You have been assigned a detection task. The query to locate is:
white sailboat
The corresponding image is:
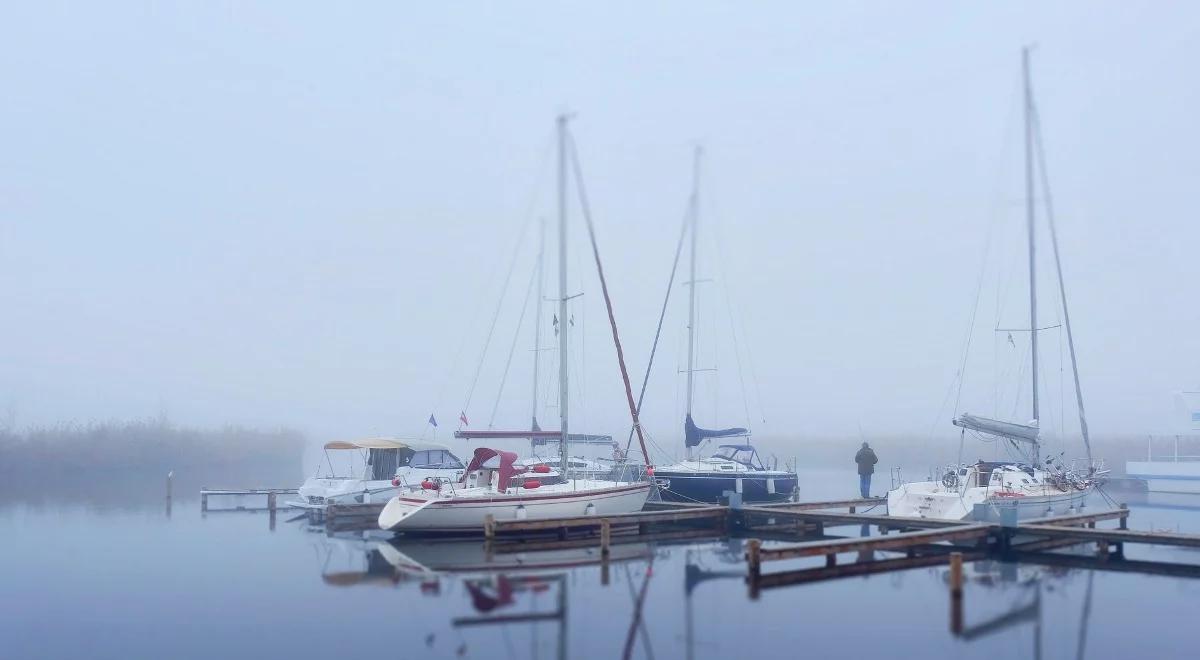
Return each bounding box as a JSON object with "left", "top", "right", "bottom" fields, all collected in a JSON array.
[
  {"left": 652, "top": 148, "right": 797, "bottom": 503},
  {"left": 888, "top": 50, "right": 1106, "bottom": 521},
  {"left": 379, "top": 115, "right": 651, "bottom": 532}
]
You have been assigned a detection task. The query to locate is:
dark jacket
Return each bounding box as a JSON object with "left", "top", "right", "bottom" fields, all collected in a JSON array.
[{"left": 854, "top": 447, "right": 878, "bottom": 475}]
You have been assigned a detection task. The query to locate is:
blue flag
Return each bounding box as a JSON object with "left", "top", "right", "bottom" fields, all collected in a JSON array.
[{"left": 428, "top": 414, "right": 438, "bottom": 428}]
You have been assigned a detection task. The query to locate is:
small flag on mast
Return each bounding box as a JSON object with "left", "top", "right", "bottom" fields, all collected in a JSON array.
[
  {"left": 1007, "top": 332, "right": 1016, "bottom": 348},
  {"left": 428, "top": 414, "right": 438, "bottom": 428},
  {"left": 459, "top": 411, "right": 469, "bottom": 426}
]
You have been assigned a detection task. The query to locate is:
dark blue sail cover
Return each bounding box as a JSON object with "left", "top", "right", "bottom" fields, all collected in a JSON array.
[{"left": 684, "top": 413, "right": 748, "bottom": 448}]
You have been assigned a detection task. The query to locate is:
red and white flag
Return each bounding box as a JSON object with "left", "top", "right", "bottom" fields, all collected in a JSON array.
[{"left": 459, "top": 411, "right": 469, "bottom": 427}]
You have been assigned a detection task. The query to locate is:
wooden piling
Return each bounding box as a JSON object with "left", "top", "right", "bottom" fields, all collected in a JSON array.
[
  {"left": 600, "top": 519, "right": 611, "bottom": 557},
  {"left": 201, "top": 491, "right": 208, "bottom": 514},
  {"left": 949, "top": 552, "right": 963, "bottom": 594},
  {"left": 747, "top": 538, "right": 762, "bottom": 600},
  {"left": 484, "top": 514, "right": 495, "bottom": 541},
  {"left": 747, "top": 538, "right": 762, "bottom": 577},
  {"left": 1119, "top": 503, "right": 1128, "bottom": 530},
  {"left": 949, "top": 551, "right": 964, "bottom": 635}
]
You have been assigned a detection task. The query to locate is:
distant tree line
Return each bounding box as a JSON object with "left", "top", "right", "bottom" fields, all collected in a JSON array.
[{"left": 0, "top": 418, "right": 305, "bottom": 476}]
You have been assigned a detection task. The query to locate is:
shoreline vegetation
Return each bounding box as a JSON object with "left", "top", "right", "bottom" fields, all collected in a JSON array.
[{"left": 0, "top": 418, "right": 305, "bottom": 476}]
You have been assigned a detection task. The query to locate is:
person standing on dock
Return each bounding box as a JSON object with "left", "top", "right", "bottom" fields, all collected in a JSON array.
[{"left": 854, "top": 442, "right": 878, "bottom": 498}]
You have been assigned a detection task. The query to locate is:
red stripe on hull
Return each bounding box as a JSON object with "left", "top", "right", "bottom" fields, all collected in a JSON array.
[{"left": 397, "top": 483, "right": 649, "bottom": 506}]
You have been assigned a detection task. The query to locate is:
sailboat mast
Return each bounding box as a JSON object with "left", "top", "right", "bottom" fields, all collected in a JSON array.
[
  {"left": 532, "top": 214, "right": 545, "bottom": 436},
  {"left": 685, "top": 147, "right": 701, "bottom": 460},
  {"left": 1023, "top": 47, "right": 1040, "bottom": 443},
  {"left": 556, "top": 114, "right": 571, "bottom": 475}
]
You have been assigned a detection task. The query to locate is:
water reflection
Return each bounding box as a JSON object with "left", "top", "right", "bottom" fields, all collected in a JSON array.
[{"left": 943, "top": 559, "right": 1094, "bottom": 660}]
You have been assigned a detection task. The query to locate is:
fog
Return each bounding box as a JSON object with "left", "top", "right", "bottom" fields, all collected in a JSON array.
[{"left": 2, "top": 3, "right": 1197, "bottom": 461}]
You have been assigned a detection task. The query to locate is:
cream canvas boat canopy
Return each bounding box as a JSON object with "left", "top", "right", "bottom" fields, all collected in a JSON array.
[
  {"left": 323, "top": 438, "right": 414, "bottom": 450},
  {"left": 322, "top": 438, "right": 452, "bottom": 451}
]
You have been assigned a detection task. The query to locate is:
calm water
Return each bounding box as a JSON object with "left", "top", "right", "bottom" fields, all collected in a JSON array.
[{"left": 2, "top": 466, "right": 1198, "bottom": 660}]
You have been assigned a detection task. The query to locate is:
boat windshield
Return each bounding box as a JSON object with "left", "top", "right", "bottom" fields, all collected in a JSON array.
[
  {"left": 405, "top": 449, "right": 465, "bottom": 470},
  {"left": 711, "top": 445, "right": 763, "bottom": 469}
]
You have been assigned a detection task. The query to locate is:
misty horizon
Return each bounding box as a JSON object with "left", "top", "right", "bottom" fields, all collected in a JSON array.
[{"left": 3, "top": 3, "right": 1197, "bottom": 451}]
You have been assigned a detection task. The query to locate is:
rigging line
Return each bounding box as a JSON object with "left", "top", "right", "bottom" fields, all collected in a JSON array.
[
  {"left": 706, "top": 185, "right": 758, "bottom": 426},
  {"left": 623, "top": 186, "right": 691, "bottom": 456},
  {"left": 424, "top": 130, "right": 555, "bottom": 436},
  {"left": 953, "top": 224, "right": 1000, "bottom": 417},
  {"left": 566, "top": 131, "right": 653, "bottom": 468},
  {"left": 705, "top": 161, "right": 765, "bottom": 424},
  {"left": 460, "top": 213, "right": 536, "bottom": 424},
  {"left": 720, "top": 277, "right": 753, "bottom": 429},
  {"left": 487, "top": 260, "right": 539, "bottom": 428},
  {"left": 1032, "top": 98, "right": 1093, "bottom": 463}
]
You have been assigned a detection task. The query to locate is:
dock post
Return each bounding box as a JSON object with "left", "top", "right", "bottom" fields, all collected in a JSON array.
[
  {"left": 201, "top": 489, "right": 208, "bottom": 516},
  {"left": 1119, "top": 503, "right": 1128, "bottom": 530},
  {"left": 949, "top": 552, "right": 964, "bottom": 635},
  {"left": 268, "top": 492, "right": 277, "bottom": 531},
  {"left": 849, "top": 505, "right": 856, "bottom": 514},
  {"left": 1097, "top": 539, "right": 1109, "bottom": 560},
  {"left": 165, "top": 471, "right": 173, "bottom": 518},
  {"left": 484, "top": 514, "right": 495, "bottom": 541},
  {"left": 746, "top": 538, "right": 762, "bottom": 600},
  {"left": 825, "top": 553, "right": 837, "bottom": 568},
  {"left": 600, "top": 519, "right": 611, "bottom": 558}
]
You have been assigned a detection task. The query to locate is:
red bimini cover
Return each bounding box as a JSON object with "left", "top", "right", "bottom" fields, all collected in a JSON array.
[{"left": 461, "top": 447, "right": 522, "bottom": 492}]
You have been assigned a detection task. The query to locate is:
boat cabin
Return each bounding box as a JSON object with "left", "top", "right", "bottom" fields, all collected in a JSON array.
[
  {"left": 321, "top": 438, "right": 465, "bottom": 480},
  {"left": 710, "top": 444, "right": 771, "bottom": 471}
]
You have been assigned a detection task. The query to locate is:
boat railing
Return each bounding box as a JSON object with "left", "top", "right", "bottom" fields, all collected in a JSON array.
[{"left": 1143, "top": 434, "right": 1200, "bottom": 462}]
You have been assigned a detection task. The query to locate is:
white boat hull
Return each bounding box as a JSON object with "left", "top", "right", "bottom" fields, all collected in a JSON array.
[
  {"left": 294, "top": 466, "right": 464, "bottom": 507},
  {"left": 1125, "top": 461, "right": 1200, "bottom": 494},
  {"left": 378, "top": 481, "right": 652, "bottom": 532},
  {"left": 887, "top": 481, "right": 1092, "bottom": 521}
]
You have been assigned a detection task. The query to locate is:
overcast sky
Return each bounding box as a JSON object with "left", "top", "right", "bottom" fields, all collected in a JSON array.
[{"left": 2, "top": 2, "right": 1197, "bottom": 455}]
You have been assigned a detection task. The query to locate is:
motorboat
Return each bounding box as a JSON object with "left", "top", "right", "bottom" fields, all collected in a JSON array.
[{"left": 291, "top": 438, "right": 472, "bottom": 508}]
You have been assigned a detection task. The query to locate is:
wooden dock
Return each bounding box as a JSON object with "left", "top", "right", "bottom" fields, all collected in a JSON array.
[
  {"left": 199, "top": 488, "right": 297, "bottom": 513},
  {"left": 201, "top": 484, "right": 1200, "bottom": 588}
]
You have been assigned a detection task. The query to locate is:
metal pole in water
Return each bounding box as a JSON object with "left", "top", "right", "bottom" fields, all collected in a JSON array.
[
  {"left": 165, "top": 470, "right": 173, "bottom": 518},
  {"left": 556, "top": 113, "right": 571, "bottom": 478},
  {"left": 1023, "top": 47, "right": 1040, "bottom": 454}
]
